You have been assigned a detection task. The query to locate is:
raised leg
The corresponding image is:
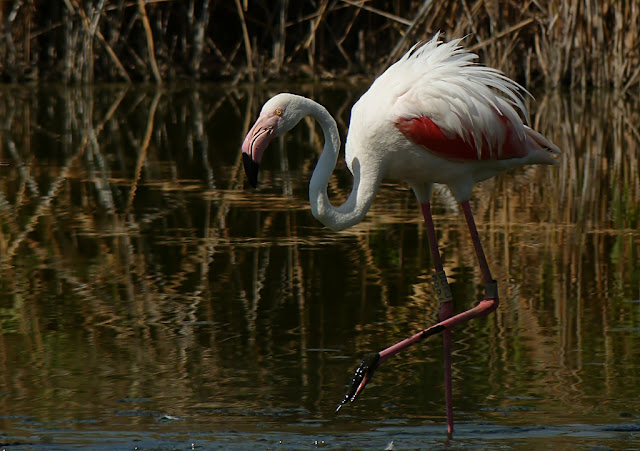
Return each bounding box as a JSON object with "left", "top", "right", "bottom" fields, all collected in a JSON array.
[{"left": 420, "top": 202, "right": 454, "bottom": 435}]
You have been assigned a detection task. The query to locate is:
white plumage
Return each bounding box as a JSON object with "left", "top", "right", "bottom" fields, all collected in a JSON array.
[{"left": 242, "top": 33, "right": 559, "bottom": 229}]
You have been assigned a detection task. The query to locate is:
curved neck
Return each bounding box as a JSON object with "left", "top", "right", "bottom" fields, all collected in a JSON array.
[{"left": 299, "top": 97, "right": 380, "bottom": 232}]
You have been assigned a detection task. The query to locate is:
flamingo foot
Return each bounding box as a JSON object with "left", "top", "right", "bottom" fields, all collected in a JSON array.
[
  {"left": 336, "top": 352, "right": 380, "bottom": 412},
  {"left": 336, "top": 324, "right": 446, "bottom": 412},
  {"left": 336, "top": 284, "right": 499, "bottom": 413}
]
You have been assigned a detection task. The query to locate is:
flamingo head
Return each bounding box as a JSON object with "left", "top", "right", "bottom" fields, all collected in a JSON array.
[{"left": 242, "top": 93, "right": 303, "bottom": 188}]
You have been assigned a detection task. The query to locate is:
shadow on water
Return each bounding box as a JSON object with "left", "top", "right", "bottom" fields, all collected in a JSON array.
[{"left": 0, "top": 83, "right": 639, "bottom": 449}]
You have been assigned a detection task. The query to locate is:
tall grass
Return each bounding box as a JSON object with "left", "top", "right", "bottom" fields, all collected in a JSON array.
[{"left": 0, "top": 0, "right": 638, "bottom": 90}]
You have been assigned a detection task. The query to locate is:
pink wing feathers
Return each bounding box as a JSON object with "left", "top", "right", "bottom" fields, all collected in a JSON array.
[
  {"left": 396, "top": 114, "right": 528, "bottom": 161},
  {"left": 379, "top": 35, "right": 548, "bottom": 163}
]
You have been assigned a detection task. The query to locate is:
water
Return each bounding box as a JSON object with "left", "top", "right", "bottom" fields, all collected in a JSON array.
[{"left": 0, "top": 84, "right": 639, "bottom": 449}]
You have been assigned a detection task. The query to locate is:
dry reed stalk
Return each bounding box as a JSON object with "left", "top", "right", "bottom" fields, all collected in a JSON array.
[
  {"left": 63, "top": 0, "right": 131, "bottom": 82},
  {"left": 303, "top": 0, "right": 331, "bottom": 74},
  {"left": 341, "top": 0, "right": 412, "bottom": 26},
  {"left": 137, "top": 0, "right": 162, "bottom": 83},
  {"left": 188, "top": 0, "right": 210, "bottom": 76},
  {"left": 273, "top": 0, "right": 288, "bottom": 75},
  {"left": 2, "top": 1, "right": 22, "bottom": 82},
  {"left": 383, "top": 0, "right": 435, "bottom": 70},
  {"left": 233, "top": 0, "right": 254, "bottom": 82},
  {"left": 467, "top": 18, "right": 534, "bottom": 53}
]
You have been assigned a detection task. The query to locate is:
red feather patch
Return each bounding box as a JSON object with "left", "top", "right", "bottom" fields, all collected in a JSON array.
[{"left": 396, "top": 116, "right": 526, "bottom": 161}]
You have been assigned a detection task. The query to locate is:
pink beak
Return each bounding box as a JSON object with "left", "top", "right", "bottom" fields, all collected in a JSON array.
[{"left": 242, "top": 114, "right": 279, "bottom": 188}]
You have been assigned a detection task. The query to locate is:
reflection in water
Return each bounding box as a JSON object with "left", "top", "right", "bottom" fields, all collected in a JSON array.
[{"left": 0, "top": 84, "right": 639, "bottom": 447}]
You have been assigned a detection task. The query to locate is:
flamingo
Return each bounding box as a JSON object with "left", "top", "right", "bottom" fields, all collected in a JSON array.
[{"left": 241, "top": 33, "right": 560, "bottom": 434}]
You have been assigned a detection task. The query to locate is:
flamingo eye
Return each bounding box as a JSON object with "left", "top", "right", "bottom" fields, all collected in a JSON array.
[{"left": 275, "top": 108, "right": 283, "bottom": 116}]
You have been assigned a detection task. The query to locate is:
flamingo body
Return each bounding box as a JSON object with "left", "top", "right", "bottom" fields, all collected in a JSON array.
[
  {"left": 243, "top": 35, "right": 559, "bottom": 214},
  {"left": 340, "top": 35, "right": 559, "bottom": 202}
]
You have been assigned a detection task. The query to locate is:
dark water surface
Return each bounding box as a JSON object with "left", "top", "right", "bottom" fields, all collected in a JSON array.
[{"left": 0, "top": 84, "right": 639, "bottom": 449}]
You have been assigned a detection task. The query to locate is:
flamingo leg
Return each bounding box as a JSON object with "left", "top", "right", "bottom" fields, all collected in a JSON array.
[
  {"left": 420, "top": 202, "right": 455, "bottom": 435},
  {"left": 337, "top": 202, "right": 500, "bottom": 433},
  {"left": 460, "top": 200, "right": 493, "bottom": 285}
]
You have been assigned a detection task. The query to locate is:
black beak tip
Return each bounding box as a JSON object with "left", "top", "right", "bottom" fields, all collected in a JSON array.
[{"left": 242, "top": 153, "right": 260, "bottom": 188}]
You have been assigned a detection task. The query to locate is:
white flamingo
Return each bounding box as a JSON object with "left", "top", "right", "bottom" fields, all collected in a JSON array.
[{"left": 241, "top": 33, "right": 560, "bottom": 434}]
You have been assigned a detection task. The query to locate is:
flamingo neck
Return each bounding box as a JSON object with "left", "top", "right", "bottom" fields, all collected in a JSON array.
[{"left": 301, "top": 98, "right": 379, "bottom": 232}]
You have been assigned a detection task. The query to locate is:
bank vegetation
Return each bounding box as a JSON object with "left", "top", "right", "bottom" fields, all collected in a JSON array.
[{"left": 0, "top": 0, "right": 639, "bottom": 92}]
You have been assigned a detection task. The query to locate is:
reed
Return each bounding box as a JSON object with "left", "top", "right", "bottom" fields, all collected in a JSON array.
[{"left": 0, "top": 1, "right": 638, "bottom": 90}]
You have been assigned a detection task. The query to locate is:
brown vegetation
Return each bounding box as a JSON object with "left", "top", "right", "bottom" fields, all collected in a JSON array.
[{"left": 0, "top": 1, "right": 639, "bottom": 90}]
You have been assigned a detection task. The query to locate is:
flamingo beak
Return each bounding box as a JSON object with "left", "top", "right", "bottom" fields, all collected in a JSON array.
[{"left": 242, "top": 114, "right": 279, "bottom": 188}]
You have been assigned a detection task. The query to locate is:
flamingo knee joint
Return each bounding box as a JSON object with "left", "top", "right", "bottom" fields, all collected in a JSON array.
[{"left": 484, "top": 280, "right": 499, "bottom": 299}]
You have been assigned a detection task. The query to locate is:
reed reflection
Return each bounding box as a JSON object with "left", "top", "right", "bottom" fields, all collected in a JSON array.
[{"left": 0, "top": 85, "right": 638, "bottom": 432}]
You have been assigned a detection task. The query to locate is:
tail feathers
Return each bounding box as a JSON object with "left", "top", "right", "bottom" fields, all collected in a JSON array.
[{"left": 524, "top": 126, "right": 561, "bottom": 165}]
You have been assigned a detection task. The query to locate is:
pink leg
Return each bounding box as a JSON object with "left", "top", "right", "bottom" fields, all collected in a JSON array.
[
  {"left": 420, "top": 202, "right": 454, "bottom": 434},
  {"left": 460, "top": 200, "right": 493, "bottom": 284},
  {"left": 338, "top": 200, "right": 500, "bottom": 434}
]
